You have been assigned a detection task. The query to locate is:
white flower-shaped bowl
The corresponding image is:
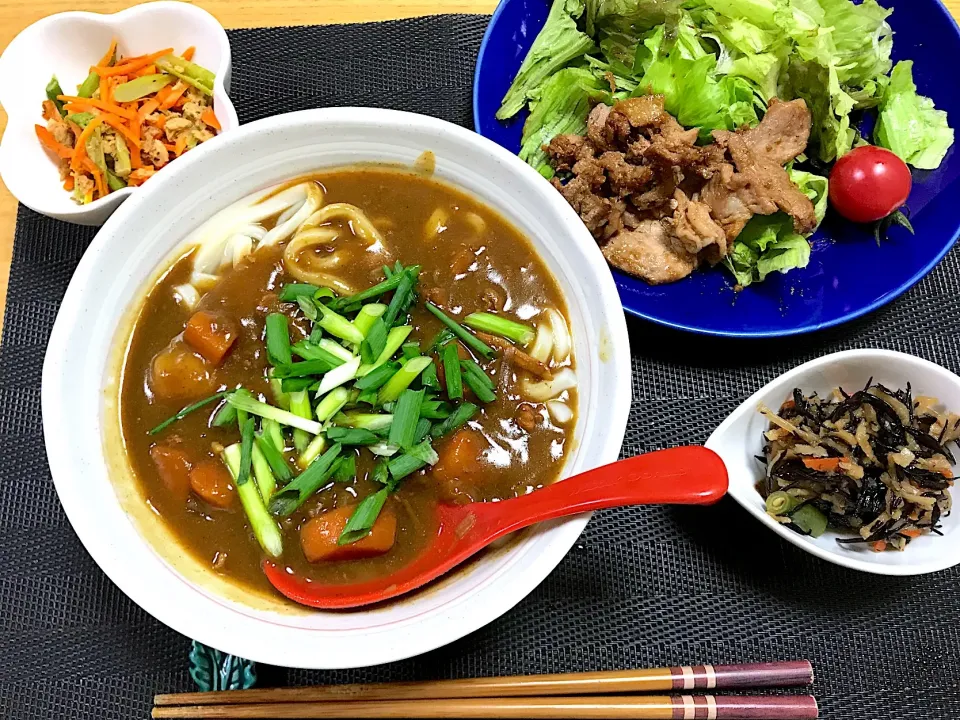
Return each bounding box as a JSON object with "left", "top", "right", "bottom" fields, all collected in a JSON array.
[
  {"left": 0, "top": 1, "right": 238, "bottom": 226},
  {"left": 706, "top": 349, "right": 960, "bottom": 576}
]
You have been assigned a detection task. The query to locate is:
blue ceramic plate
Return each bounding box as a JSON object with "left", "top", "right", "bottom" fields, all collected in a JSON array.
[{"left": 473, "top": 0, "right": 960, "bottom": 337}]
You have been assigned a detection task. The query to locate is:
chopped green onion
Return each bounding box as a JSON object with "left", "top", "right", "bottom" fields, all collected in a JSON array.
[
  {"left": 351, "top": 303, "right": 388, "bottom": 338},
  {"left": 296, "top": 296, "right": 319, "bottom": 321},
  {"left": 420, "top": 360, "right": 441, "bottom": 391},
  {"left": 308, "top": 324, "right": 324, "bottom": 344},
  {"left": 318, "top": 338, "right": 355, "bottom": 363},
  {"left": 389, "top": 389, "right": 424, "bottom": 449},
  {"left": 255, "top": 434, "right": 293, "bottom": 483},
  {"left": 278, "top": 283, "right": 320, "bottom": 302},
  {"left": 460, "top": 358, "right": 495, "bottom": 390},
  {"left": 383, "top": 265, "right": 395, "bottom": 279},
  {"left": 442, "top": 343, "right": 463, "bottom": 400},
  {"left": 333, "top": 454, "right": 358, "bottom": 483},
  {"left": 371, "top": 459, "right": 390, "bottom": 485},
  {"left": 269, "top": 378, "right": 290, "bottom": 410},
  {"left": 369, "top": 441, "right": 400, "bottom": 456},
  {"left": 232, "top": 388, "right": 254, "bottom": 429},
  {"left": 236, "top": 418, "right": 256, "bottom": 486},
  {"left": 420, "top": 399, "right": 454, "bottom": 419},
  {"left": 401, "top": 341, "right": 421, "bottom": 359},
  {"left": 327, "top": 427, "right": 380, "bottom": 445},
  {"left": 316, "top": 387, "right": 350, "bottom": 423},
  {"left": 357, "top": 390, "right": 378, "bottom": 405},
  {"left": 272, "top": 359, "right": 337, "bottom": 378},
  {"left": 222, "top": 444, "right": 283, "bottom": 557},
  {"left": 413, "top": 418, "right": 433, "bottom": 445},
  {"left": 336, "top": 412, "right": 394, "bottom": 431},
  {"left": 338, "top": 488, "right": 389, "bottom": 545},
  {"left": 280, "top": 377, "right": 315, "bottom": 393},
  {"left": 262, "top": 418, "right": 285, "bottom": 452},
  {"left": 354, "top": 361, "right": 401, "bottom": 391},
  {"left": 360, "top": 317, "right": 388, "bottom": 364},
  {"left": 210, "top": 397, "right": 238, "bottom": 428},
  {"left": 379, "top": 357, "right": 433, "bottom": 404},
  {"left": 424, "top": 303, "right": 494, "bottom": 359},
  {"left": 357, "top": 326, "right": 413, "bottom": 377},
  {"left": 765, "top": 491, "right": 798, "bottom": 516},
  {"left": 251, "top": 443, "right": 277, "bottom": 500},
  {"left": 463, "top": 312, "right": 535, "bottom": 346},
  {"left": 148, "top": 391, "right": 229, "bottom": 435},
  {"left": 298, "top": 433, "right": 327, "bottom": 468},
  {"left": 407, "top": 439, "right": 439, "bottom": 465},
  {"left": 265, "top": 313, "right": 293, "bottom": 366},
  {"left": 291, "top": 340, "right": 345, "bottom": 366},
  {"left": 387, "top": 440, "right": 437, "bottom": 480},
  {"left": 431, "top": 402, "right": 479, "bottom": 439},
  {"left": 268, "top": 443, "right": 343, "bottom": 516},
  {"left": 317, "top": 304, "right": 364, "bottom": 345},
  {"left": 112, "top": 73, "right": 173, "bottom": 102},
  {"left": 462, "top": 368, "right": 496, "bottom": 403},
  {"left": 45, "top": 76, "right": 65, "bottom": 116},
  {"left": 317, "top": 356, "right": 362, "bottom": 396},
  {"left": 383, "top": 267, "right": 420, "bottom": 327},
  {"left": 314, "top": 287, "right": 336, "bottom": 302},
  {"left": 334, "top": 275, "right": 405, "bottom": 310},
  {"left": 288, "top": 390, "right": 314, "bottom": 452},
  {"left": 227, "top": 393, "right": 322, "bottom": 435},
  {"left": 427, "top": 328, "right": 455, "bottom": 353}
]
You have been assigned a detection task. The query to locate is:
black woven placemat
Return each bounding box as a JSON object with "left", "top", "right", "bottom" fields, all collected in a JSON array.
[{"left": 2, "top": 15, "right": 959, "bottom": 719}]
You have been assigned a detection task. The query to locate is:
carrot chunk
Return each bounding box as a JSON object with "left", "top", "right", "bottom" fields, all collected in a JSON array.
[
  {"left": 189, "top": 460, "right": 235, "bottom": 508},
  {"left": 150, "top": 341, "right": 214, "bottom": 400},
  {"left": 149, "top": 445, "right": 192, "bottom": 502},
  {"left": 432, "top": 429, "right": 485, "bottom": 485},
  {"left": 300, "top": 505, "right": 397, "bottom": 562},
  {"left": 183, "top": 311, "right": 239, "bottom": 365},
  {"left": 801, "top": 457, "right": 844, "bottom": 472}
]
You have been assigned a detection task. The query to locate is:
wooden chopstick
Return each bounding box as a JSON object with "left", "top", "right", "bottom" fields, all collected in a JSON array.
[
  {"left": 155, "top": 661, "right": 813, "bottom": 707},
  {"left": 152, "top": 694, "right": 819, "bottom": 719}
]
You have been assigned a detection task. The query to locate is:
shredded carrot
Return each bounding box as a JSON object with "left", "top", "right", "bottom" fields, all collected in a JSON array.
[
  {"left": 127, "top": 167, "right": 155, "bottom": 187},
  {"left": 98, "top": 112, "right": 141, "bottom": 148},
  {"left": 182, "top": 46, "right": 196, "bottom": 61},
  {"left": 70, "top": 116, "right": 104, "bottom": 172},
  {"left": 200, "top": 108, "right": 221, "bottom": 131},
  {"left": 901, "top": 528, "right": 923, "bottom": 539},
  {"left": 97, "top": 38, "right": 118, "bottom": 67},
  {"left": 81, "top": 157, "right": 106, "bottom": 198},
  {"left": 801, "top": 457, "right": 844, "bottom": 472},
  {"left": 149, "top": 114, "right": 167, "bottom": 130},
  {"left": 160, "top": 82, "right": 188, "bottom": 110},
  {"left": 95, "top": 48, "right": 173, "bottom": 77},
  {"left": 35, "top": 125, "right": 73, "bottom": 159},
  {"left": 138, "top": 99, "right": 159, "bottom": 120},
  {"left": 58, "top": 96, "right": 135, "bottom": 120},
  {"left": 174, "top": 134, "right": 189, "bottom": 157},
  {"left": 132, "top": 64, "right": 157, "bottom": 77},
  {"left": 99, "top": 73, "right": 111, "bottom": 103},
  {"left": 872, "top": 540, "right": 887, "bottom": 552},
  {"left": 163, "top": 142, "right": 178, "bottom": 152},
  {"left": 63, "top": 176, "right": 75, "bottom": 191},
  {"left": 41, "top": 100, "right": 59, "bottom": 121}
]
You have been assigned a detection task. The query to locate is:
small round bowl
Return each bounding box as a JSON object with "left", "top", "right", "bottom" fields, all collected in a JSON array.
[
  {"left": 706, "top": 349, "right": 960, "bottom": 575},
  {"left": 41, "top": 107, "right": 632, "bottom": 668},
  {"left": 0, "top": 1, "right": 239, "bottom": 226}
]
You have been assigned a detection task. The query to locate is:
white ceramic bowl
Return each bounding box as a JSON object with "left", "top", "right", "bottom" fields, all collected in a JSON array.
[
  {"left": 41, "top": 107, "right": 631, "bottom": 668},
  {"left": 706, "top": 349, "right": 960, "bottom": 576},
  {"left": 0, "top": 1, "right": 239, "bottom": 226}
]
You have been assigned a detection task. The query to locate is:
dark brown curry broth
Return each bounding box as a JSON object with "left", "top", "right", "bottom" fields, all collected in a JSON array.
[{"left": 119, "top": 168, "right": 576, "bottom": 595}]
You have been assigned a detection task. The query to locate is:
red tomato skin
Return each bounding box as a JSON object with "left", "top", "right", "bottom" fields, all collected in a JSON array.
[{"left": 829, "top": 145, "right": 912, "bottom": 224}]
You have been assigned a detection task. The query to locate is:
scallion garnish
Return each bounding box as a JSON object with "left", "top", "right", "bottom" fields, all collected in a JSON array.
[
  {"left": 315, "top": 387, "right": 350, "bottom": 423},
  {"left": 382, "top": 267, "right": 419, "bottom": 327},
  {"left": 357, "top": 325, "right": 413, "bottom": 377},
  {"left": 272, "top": 359, "right": 338, "bottom": 378},
  {"left": 338, "top": 487, "right": 389, "bottom": 545},
  {"left": 148, "top": 390, "right": 230, "bottom": 435},
  {"left": 420, "top": 360, "right": 441, "bottom": 391},
  {"left": 267, "top": 443, "right": 343, "bottom": 517},
  {"left": 265, "top": 313, "right": 293, "bottom": 366},
  {"left": 332, "top": 274, "right": 404, "bottom": 310},
  {"left": 442, "top": 343, "right": 463, "bottom": 400},
  {"left": 420, "top": 398, "right": 454, "bottom": 419},
  {"left": 291, "top": 340, "right": 345, "bottom": 366},
  {"left": 278, "top": 283, "right": 320, "bottom": 302},
  {"left": 424, "top": 303, "right": 494, "bottom": 359},
  {"left": 431, "top": 402, "right": 479, "bottom": 439},
  {"left": 387, "top": 440, "right": 437, "bottom": 481},
  {"left": 326, "top": 427, "right": 381, "bottom": 445},
  {"left": 462, "top": 368, "right": 497, "bottom": 403},
  {"left": 317, "top": 304, "right": 364, "bottom": 345},
  {"left": 361, "top": 317, "right": 388, "bottom": 364},
  {"left": 255, "top": 434, "right": 293, "bottom": 483},
  {"left": 401, "top": 341, "right": 421, "bottom": 359},
  {"left": 280, "top": 377, "right": 315, "bottom": 393},
  {"left": 333, "top": 454, "right": 357, "bottom": 483},
  {"left": 378, "top": 356, "right": 433, "bottom": 403},
  {"left": 226, "top": 393, "right": 322, "bottom": 435},
  {"left": 354, "top": 361, "right": 401, "bottom": 391},
  {"left": 221, "top": 443, "right": 283, "bottom": 557},
  {"left": 210, "top": 396, "right": 238, "bottom": 428},
  {"left": 236, "top": 418, "right": 256, "bottom": 486},
  {"left": 413, "top": 417, "right": 433, "bottom": 445},
  {"left": 296, "top": 295, "right": 319, "bottom": 321},
  {"left": 336, "top": 412, "right": 394, "bottom": 431},
  {"left": 463, "top": 312, "right": 535, "bottom": 346},
  {"left": 389, "top": 389, "right": 424, "bottom": 449}
]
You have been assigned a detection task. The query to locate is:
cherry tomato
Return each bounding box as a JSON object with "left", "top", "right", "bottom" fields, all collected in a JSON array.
[{"left": 828, "top": 145, "right": 912, "bottom": 224}]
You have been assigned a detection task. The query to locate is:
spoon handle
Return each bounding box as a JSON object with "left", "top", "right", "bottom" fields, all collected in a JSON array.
[{"left": 467, "top": 446, "right": 727, "bottom": 537}]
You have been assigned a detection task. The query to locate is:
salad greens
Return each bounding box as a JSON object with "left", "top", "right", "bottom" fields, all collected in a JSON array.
[{"left": 500, "top": 0, "right": 953, "bottom": 169}]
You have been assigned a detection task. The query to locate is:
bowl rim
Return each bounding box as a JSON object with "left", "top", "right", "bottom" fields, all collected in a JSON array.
[
  {"left": 41, "top": 106, "right": 633, "bottom": 667},
  {"left": 706, "top": 348, "right": 960, "bottom": 576},
  {"left": 0, "top": 0, "right": 238, "bottom": 225}
]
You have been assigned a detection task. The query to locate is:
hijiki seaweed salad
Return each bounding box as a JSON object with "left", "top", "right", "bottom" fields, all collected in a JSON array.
[{"left": 759, "top": 380, "right": 958, "bottom": 551}]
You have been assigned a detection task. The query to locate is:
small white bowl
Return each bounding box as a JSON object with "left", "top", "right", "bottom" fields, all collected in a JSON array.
[
  {"left": 706, "top": 349, "right": 960, "bottom": 576},
  {"left": 41, "top": 107, "right": 631, "bottom": 668},
  {"left": 0, "top": 1, "right": 238, "bottom": 226}
]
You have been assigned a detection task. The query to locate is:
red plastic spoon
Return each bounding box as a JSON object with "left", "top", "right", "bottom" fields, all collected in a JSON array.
[{"left": 262, "top": 446, "right": 727, "bottom": 609}]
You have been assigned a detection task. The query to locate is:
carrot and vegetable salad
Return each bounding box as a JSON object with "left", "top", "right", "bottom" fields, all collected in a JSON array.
[{"left": 35, "top": 40, "right": 220, "bottom": 204}]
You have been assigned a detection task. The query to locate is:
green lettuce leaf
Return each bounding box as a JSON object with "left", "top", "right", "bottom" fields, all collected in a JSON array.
[
  {"left": 519, "top": 68, "right": 613, "bottom": 177},
  {"left": 788, "top": 166, "right": 829, "bottom": 224},
  {"left": 497, "top": 0, "right": 596, "bottom": 120},
  {"left": 875, "top": 61, "right": 955, "bottom": 170}
]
